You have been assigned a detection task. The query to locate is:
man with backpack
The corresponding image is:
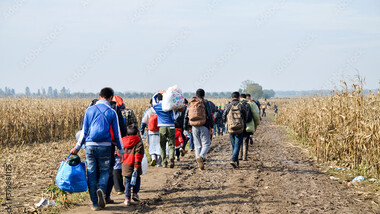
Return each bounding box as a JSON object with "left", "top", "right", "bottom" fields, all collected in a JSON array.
[
  {"left": 183, "top": 89, "right": 214, "bottom": 170},
  {"left": 223, "top": 91, "right": 248, "bottom": 168},
  {"left": 152, "top": 91, "right": 179, "bottom": 168},
  {"left": 70, "top": 87, "right": 124, "bottom": 211}
]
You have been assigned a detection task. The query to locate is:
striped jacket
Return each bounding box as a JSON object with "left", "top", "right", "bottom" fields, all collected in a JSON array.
[{"left": 121, "top": 135, "right": 144, "bottom": 177}]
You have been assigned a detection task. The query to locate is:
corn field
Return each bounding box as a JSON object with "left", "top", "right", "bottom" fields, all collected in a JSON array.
[
  {"left": 0, "top": 98, "right": 150, "bottom": 147},
  {"left": 276, "top": 80, "right": 380, "bottom": 178}
]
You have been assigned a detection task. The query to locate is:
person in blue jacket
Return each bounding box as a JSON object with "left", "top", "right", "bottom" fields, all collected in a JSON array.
[
  {"left": 70, "top": 87, "right": 124, "bottom": 211},
  {"left": 152, "top": 91, "right": 179, "bottom": 168}
]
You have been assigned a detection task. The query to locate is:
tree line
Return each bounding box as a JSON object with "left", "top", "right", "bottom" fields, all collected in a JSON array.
[{"left": 0, "top": 81, "right": 276, "bottom": 99}]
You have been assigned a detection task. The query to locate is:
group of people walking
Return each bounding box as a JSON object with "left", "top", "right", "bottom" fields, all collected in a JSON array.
[{"left": 70, "top": 87, "right": 262, "bottom": 211}]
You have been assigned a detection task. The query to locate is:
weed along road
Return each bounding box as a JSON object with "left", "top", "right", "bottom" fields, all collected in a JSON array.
[{"left": 65, "top": 118, "right": 379, "bottom": 214}]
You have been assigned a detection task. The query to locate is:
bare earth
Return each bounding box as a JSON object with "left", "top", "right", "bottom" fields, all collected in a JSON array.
[{"left": 64, "top": 118, "right": 379, "bottom": 214}]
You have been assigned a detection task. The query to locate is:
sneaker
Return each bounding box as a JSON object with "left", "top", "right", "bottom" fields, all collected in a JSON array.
[
  {"left": 96, "top": 189, "right": 106, "bottom": 208},
  {"left": 180, "top": 148, "right": 185, "bottom": 156},
  {"left": 91, "top": 206, "right": 100, "bottom": 211},
  {"left": 156, "top": 164, "right": 162, "bottom": 167},
  {"left": 230, "top": 161, "right": 238, "bottom": 169},
  {"left": 243, "top": 158, "right": 248, "bottom": 161},
  {"left": 124, "top": 199, "right": 131, "bottom": 206},
  {"left": 169, "top": 159, "right": 175, "bottom": 168},
  {"left": 117, "top": 191, "right": 124, "bottom": 195},
  {"left": 132, "top": 193, "right": 140, "bottom": 201},
  {"left": 106, "top": 198, "right": 114, "bottom": 204},
  {"left": 151, "top": 159, "right": 156, "bottom": 166},
  {"left": 197, "top": 157, "right": 204, "bottom": 170},
  {"left": 163, "top": 162, "right": 168, "bottom": 168}
]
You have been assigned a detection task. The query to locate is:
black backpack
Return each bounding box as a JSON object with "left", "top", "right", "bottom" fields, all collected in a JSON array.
[{"left": 241, "top": 100, "right": 253, "bottom": 122}]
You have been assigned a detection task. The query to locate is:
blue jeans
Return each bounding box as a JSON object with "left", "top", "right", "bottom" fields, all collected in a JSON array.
[
  {"left": 85, "top": 146, "right": 112, "bottom": 206},
  {"left": 188, "top": 132, "right": 194, "bottom": 150},
  {"left": 229, "top": 133, "right": 243, "bottom": 163},
  {"left": 125, "top": 176, "right": 141, "bottom": 200},
  {"left": 106, "top": 145, "right": 115, "bottom": 199}
]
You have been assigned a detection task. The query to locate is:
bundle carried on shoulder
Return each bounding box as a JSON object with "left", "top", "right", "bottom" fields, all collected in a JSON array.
[{"left": 162, "top": 85, "right": 185, "bottom": 112}]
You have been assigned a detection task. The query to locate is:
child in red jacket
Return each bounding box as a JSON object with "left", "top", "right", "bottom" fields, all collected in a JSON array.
[
  {"left": 175, "top": 128, "right": 184, "bottom": 161},
  {"left": 121, "top": 125, "right": 145, "bottom": 206}
]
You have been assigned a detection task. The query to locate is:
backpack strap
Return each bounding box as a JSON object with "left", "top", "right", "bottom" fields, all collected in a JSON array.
[{"left": 94, "top": 105, "right": 112, "bottom": 126}]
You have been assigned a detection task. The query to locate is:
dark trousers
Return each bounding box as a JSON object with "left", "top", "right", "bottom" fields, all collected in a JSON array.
[
  {"left": 125, "top": 176, "right": 141, "bottom": 200},
  {"left": 239, "top": 132, "right": 251, "bottom": 160},
  {"left": 106, "top": 145, "right": 115, "bottom": 199},
  {"left": 113, "top": 169, "right": 125, "bottom": 193}
]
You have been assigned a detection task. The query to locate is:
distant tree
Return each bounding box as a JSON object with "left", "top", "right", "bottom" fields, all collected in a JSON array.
[
  {"left": 47, "top": 87, "right": 53, "bottom": 97},
  {"left": 11, "top": 89, "right": 15, "bottom": 97},
  {"left": 53, "top": 89, "right": 58, "bottom": 97},
  {"left": 60, "top": 87, "right": 68, "bottom": 97},
  {"left": 42, "top": 88, "right": 46, "bottom": 96},
  {"left": 0, "top": 88, "right": 4, "bottom": 97},
  {"left": 25, "top": 87, "right": 31, "bottom": 97},
  {"left": 240, "top": 80, "right": 256, "bottom": 92},
  {"left": 246, "top": 83, "right": 263, "bottom": 99},
  {"left": 37, "top": 89, "right": 41, "bottom": 97},
  {"left": 263, "top": 89, "right": 275, "bottom": 99}
]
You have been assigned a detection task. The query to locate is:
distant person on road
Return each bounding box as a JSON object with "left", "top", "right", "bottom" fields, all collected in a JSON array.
[
  {"left": 141, "top": 99, "right": 162, "bottom": 167},
  {"left": 152, "top": 91, "right": 179, "bottom": 168},
  {"left": 184, "top": 89, "right": 214, "bottom": 170},
  {"left": 262, "top": 99, "right": 269, "bottom": 117},
  {"left": 223, "top": 91, "right": 248, "bottom": 168},
  {"left": 214, "top": 105, "right": 224, "bottom": 136},
  {"left": 121, "top": 125, "right": 144, "bottom": 206},
  {"left": 71, "top": 87, "right": 124, "bottom": 211},
  {"left": 273, "top": 103, "right": 278, "bottom": 114}
]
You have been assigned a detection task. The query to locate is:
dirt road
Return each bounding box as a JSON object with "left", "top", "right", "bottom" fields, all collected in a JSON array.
[{"left": 65, "top": 118, "right": 379, "bottom": 214}]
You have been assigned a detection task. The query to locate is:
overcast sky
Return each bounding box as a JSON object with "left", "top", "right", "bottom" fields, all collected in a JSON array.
[{"left": 0, "top": 0, "right": 379, "bottom": 93}]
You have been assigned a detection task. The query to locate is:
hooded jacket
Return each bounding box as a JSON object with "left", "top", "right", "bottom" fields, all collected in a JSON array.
[
  {"left": 121, "top": 135, "right": 144, "bottom": 177},
  {"left": 75, "top": 100, "right": 124, "bottom": 154}
]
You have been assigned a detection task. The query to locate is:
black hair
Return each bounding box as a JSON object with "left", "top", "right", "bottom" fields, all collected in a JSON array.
[
  {"left": 184, "top": 99, "right": 188, "bottom": 104},
  {"left": 196, "top": 89, "right": 205, "bottom": 98},
  {"left": 240, "top": 93, "right": 246, "bottom": 98},
  {"left": 99, "top": 87, "right": 114, "bottom": 99},
  {"left": 127, "top": 125, "right": 138, "bottom": 136},
  {"left": 157, "top": 93, "right": 163, "bottom": 101},
  {"left": 231, "top": 91, "right": 240, "bottom": 99},
  {"left": 246, "top": 94, "right": 251, "bottom": 98},
  {"left": 149, "top": 98, "right": 153, "bottom": 105}
]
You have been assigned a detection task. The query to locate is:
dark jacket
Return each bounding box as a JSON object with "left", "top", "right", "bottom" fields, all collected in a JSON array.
[
  {"left": 183, "top": 98, "right": 214, "bottom": 130},
  {"left": 222, "top": 99, "right": 248, "bottom": 125},
  {"left": 110, "top": 101, "right": 127, "bottom": 138},
  {"left": 175, "top": 106, "right": 187, "bottom": 129}
]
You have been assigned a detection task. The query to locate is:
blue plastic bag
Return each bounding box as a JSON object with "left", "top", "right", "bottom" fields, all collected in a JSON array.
[{"left": 56, "top": 154, "right": 87, "bottom": 192}]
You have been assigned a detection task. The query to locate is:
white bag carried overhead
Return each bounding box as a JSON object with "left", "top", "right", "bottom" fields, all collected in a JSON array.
[{"left": 162, "top": 85, "right": 185, "bottom": 112}]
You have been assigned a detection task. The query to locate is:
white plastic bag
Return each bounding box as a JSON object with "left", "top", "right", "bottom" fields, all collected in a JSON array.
[
  {"left": 142, "top": 154, "right": 148, "bottom": 175},
  {"left": 162, "top": 85, "right": 185, "bottom": 112}
]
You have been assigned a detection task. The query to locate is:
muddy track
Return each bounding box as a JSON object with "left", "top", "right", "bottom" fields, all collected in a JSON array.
[{"left": 66, "top": 118, "right": 379, "bottom": 214}]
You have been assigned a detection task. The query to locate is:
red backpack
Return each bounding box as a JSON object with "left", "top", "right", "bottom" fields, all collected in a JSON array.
[{"left": 148, "top": 114, "right": 159, "bottom": 132}]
